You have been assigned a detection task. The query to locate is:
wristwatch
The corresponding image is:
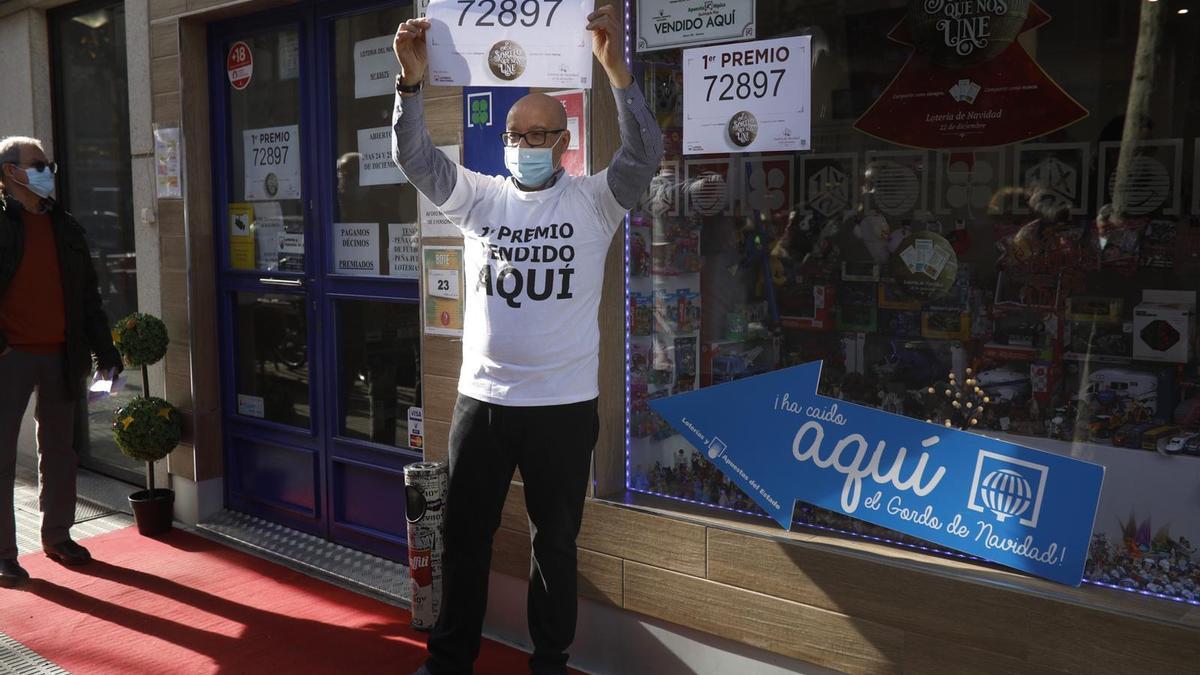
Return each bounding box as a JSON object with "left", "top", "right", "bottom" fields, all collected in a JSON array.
[{"left": 396, "top": 75, "right": 423, "bottom": 95}]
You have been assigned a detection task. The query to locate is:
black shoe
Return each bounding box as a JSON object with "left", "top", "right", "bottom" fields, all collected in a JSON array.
[
  {"left": 43, "top": 539, "right": 92, "bottom": 566},
  {"left": 0, "top": 558, "right": 30, "bottom": 587}
]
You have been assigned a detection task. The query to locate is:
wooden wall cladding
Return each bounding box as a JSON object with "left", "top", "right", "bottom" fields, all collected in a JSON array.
[{"left": 624, "top": 561, "right": 905, "bottom": 674}]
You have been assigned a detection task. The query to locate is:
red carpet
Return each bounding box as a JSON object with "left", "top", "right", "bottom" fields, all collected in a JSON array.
[{"left": 0, "top": 527, "right": 538, "bottom": 674}]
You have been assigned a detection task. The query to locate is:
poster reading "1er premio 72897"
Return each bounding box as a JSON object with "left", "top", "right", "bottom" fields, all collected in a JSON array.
[{"left": 682, "top": 36, "right": 811, "bottom": 155}]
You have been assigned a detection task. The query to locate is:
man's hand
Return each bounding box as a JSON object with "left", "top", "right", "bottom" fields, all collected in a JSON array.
[
  {"left": 588, "top": 4, "right": 631, "bottom": 88},
  {"left": 393, "top": 18, "right": 432, "bottom": 86}
]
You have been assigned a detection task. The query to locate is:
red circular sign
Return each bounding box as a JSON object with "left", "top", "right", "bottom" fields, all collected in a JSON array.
[
  {"left": 440, "top": 311, "right": 450, "bottom": 327},
  {"left": 227, "top": 41, "right": 253, "bottom": 91}
]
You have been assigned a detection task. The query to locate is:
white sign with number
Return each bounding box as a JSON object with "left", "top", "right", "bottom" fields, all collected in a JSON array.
[
  {"left": 243, "top": 125, "right": 301, "bottom": 200},
  {"left": 354, "top": 35, "right": 398, "bottom": 98},
  {"left": 683, "top": 36, "right": 811, "bottom": 155},
  {"left": 425, "top": 0, "right": 592, "bottom": 88},
  {"left": 428, "top": 268, "right": 460, "bottom": 299}
]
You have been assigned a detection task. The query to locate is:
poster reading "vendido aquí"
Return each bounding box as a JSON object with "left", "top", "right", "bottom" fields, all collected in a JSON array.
[{"left": 855, "top": 1, "right": 1088, "bottom": 150}]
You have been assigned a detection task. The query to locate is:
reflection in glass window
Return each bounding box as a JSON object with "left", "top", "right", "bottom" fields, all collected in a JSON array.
[
  {"left": 337, "top": 300, "right": 420, "bottom": 449},
  {"left": 235, "top": 293, "right": 311, "bottom": 428},
  {"left": 627, "top": 1, "right": 1200, "bottom": 605}
]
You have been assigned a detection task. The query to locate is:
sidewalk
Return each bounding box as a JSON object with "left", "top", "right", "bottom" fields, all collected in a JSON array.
[{"left": 1, "top": 471, "right": 436, "bottom": 674}]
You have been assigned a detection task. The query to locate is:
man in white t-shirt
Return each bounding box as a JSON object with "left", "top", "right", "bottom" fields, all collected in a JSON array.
[{"left": 392, "top": 5, "right": 662, "bottom": 674}]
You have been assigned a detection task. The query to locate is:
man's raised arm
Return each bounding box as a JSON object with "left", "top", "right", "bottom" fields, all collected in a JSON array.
[
  {"left": 588, "top": 5, "right": 665, "bottom": 209},
  {"left": 391, "top": 18, "right": 457, "bottom": 206}
]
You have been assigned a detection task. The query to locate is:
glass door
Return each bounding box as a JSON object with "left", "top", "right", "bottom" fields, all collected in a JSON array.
[
  {"left": 49, "top": 0, "right": 143, "bottom": 485},
  {"left": 213, "top": 18, "right": 327, "bottom": 536},
  {"left": 212, "top": 2, "right": 422, "bottom": 559},
  {"left": 318, "top": 3, "right": 422, "bottom": 559}
]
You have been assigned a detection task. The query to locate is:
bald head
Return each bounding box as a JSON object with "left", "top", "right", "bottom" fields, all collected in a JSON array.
[{"left": 508, "top": 93, "right": 568, "bottom": 132}]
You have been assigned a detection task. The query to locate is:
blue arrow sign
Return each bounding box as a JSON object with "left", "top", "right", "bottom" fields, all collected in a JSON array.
[{"left": 649, "top": 361, "right": 1105, "bottom": 586}]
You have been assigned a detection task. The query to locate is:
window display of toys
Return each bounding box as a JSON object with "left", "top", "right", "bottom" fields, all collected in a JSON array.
[
  {"left": 1086, "top": 525, "right": 1199, "bottom": 602},
  {"left": 921, "top": 310, "right": 970, "bottom": 341},
  {"left": 631, "top": 292, "right": 653, "bottom": 336},
  {"left": 836, "top": 282, "right": 877, "bottom": 332},
  {"left": 1137, "top": 218, "right": 1176, "bottom": 267},
  {"left": 674, "top": 336, "right": 698, "bottom": 391},
  {"left": 652, "top": 223, "right": 701, "bottom": 276},
  {"left": 879, "top": 309, "right": 922, "bottom": 338},
  {"left": 1066, "top": 296, "right": 1124, "bottom": 322},
  {"left": 1133, "top": 292, "right": 1196, "bottom": 363},
  {"left": 877, "top": 281, "right": 922, "bottom": 310},
  {"left": 780, "top": 284, "right": 835, "bottom": 330},
  {"left": 1161, "top": 432, "right": 1198, "bottom": 455},
  {"left": 636, "top": 448, "right": 764, "bottom": 514},
  {"left": 631, "top": 225, "right": 651, "bottom": 277},
  {"left": 1141, "top": 424, "right": 1182, "bottom": 452},
  {"left": 676, "top": 289, "right": 701, "bottom": 332},
  {"left": 1066, "top": 320, "right": 1132, "bottom": 358}
]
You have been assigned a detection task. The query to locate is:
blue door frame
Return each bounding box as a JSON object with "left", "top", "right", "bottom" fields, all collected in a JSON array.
[{"left": 208, "top": 0, "right": 421, "bottom": 561}]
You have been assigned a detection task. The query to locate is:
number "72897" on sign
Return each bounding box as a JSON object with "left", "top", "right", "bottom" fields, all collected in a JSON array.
[
  {"left": 456, "top": 0, "right": 564, "bottom": 28},
  {"left": 702, "top": 69, "right": 785, "bottom": 102}
]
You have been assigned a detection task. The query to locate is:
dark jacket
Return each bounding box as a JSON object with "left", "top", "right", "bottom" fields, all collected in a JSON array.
[{"left": 0, "top": 195, "right": 122, "bottom": 398}]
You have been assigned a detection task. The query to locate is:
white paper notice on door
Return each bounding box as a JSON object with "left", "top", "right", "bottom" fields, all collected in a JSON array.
[
  {"left": 244, "top": 125, "right": 301, "bottom": 200},
  {"left": 237, "top": 394, "right": 265, "bottom": 418},
  {"left": 682, "top": 36, "right": 812, "bottom": 155},
  {"left": 255, "top": 201, "right": 284, "bottom": 271},
  {"left": 354, "top": 35, "right": 399, "bottom": 99},
  {"left": 334, "top": 222, "right": 380, "bottom": 276},
  {"left": 425, "top": 0, "right": 592, "bottom": 88},
  {"left": 420, "top": 145, "right": 462, "bottom": 238},
  {"left": 357, "top": 126, "right": 408, "bottom": 186},
  {"left": 389, "top": 223, "right": 420, "bottom": 279}
]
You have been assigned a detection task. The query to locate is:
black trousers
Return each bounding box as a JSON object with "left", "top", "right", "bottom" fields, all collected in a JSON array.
[{"left": 426, "top": 394, "right": 599, "bottom": 675}]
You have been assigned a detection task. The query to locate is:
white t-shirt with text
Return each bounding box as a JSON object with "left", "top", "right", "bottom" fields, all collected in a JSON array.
[{"left": 437, "top": 165, "right": 628, "bottom": 406}]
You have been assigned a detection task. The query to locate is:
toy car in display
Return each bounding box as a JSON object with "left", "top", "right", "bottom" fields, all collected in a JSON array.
[
  {"left": 1085, "top": 368, "right": 1158, "bottom": 407},
  {"left": 976, "top": 366, "right": 1031, "bottom": 402},
  {"left": 1162, "top": 432, "right": 1199, "bottom": 455},
  {"left": 1141, "top": 425, "right": 1181, "bottom": 452},
  {"left": 1185, "top": 435, "right": 1200, "bottom": 456}
]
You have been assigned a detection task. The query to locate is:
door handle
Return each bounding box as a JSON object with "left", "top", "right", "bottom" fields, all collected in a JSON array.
[{"left": 258, "top": 277, "right": 305, "bottom": 288}]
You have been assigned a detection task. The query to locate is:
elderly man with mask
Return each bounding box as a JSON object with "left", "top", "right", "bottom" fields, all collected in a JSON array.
[
  {"left": 0, "top": 136, "right": 123, "bottom": 587},
  {"left": 391, "top": 5, "right": 662, "bottom": 674}
]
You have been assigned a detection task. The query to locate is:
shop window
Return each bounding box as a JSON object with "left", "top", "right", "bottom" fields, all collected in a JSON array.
[
  {"left": 623, "top": 1, "right": 1200, "bottom": 606},
  {"left": 50, "top": 0, "right": 142, "bottom": 484}
]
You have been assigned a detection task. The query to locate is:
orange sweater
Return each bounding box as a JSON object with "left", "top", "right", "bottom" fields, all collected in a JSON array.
[{"left": 0, "top": 211, "right": 66, "bottom": 353}]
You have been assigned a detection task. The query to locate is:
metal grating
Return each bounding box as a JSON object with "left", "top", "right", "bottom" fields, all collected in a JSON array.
[
  {"left": 0, "top": 631, "right": 69, "bottom": 675},
  {"left": 13, "top": 479, "right": 135, "bottom": 556},
  {"left": 196, "top": 509, "right": 412, "bottom": 607}
]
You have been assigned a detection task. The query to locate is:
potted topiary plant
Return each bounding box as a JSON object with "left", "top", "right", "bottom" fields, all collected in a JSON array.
[{"left": 111, "top": 313, "right": 179, "bottom": 536}]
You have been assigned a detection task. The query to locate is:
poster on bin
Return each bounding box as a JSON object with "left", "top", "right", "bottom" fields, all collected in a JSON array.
[
  {"left": 425, "top": 0, "right": 592, "bottom": 88},
  {"left": 649, "top": 362, "right": 1106, "bottom": 586},
  {"left": 682, "top": 36, "right": 811, "bottom": 155}
]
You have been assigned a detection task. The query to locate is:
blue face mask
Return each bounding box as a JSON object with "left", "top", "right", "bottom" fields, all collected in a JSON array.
[
  {"left": 504, "top": 135, "right": 562, "bottom": 188},
  {"left": 22, "top": 166, "right": 56, "bottom": 199}
]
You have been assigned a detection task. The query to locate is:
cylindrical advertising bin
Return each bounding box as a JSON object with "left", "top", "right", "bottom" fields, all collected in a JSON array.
[{"left": 404, "top": 461, "right": 448, "bottom": 631}]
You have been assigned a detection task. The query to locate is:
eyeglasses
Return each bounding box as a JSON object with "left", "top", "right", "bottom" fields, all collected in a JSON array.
[
  {"left": 500, "top": 129, "right": 566, "bottom": 147},
  {"left": 12, "top": 160, "right": 57, "bottom": 174}
]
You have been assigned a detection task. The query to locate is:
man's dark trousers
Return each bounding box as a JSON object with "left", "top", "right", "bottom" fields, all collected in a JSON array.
[
  {"left": 426, "top": 394, "right": 599, "bottom": 675},
  {"left": 0, "top": 350, "right": 78, "bottom": 559}
]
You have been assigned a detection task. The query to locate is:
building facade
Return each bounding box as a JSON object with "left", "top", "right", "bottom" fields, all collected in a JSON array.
[{"left": 3, "top": 0, "right": 1199, "bottom": 671}]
